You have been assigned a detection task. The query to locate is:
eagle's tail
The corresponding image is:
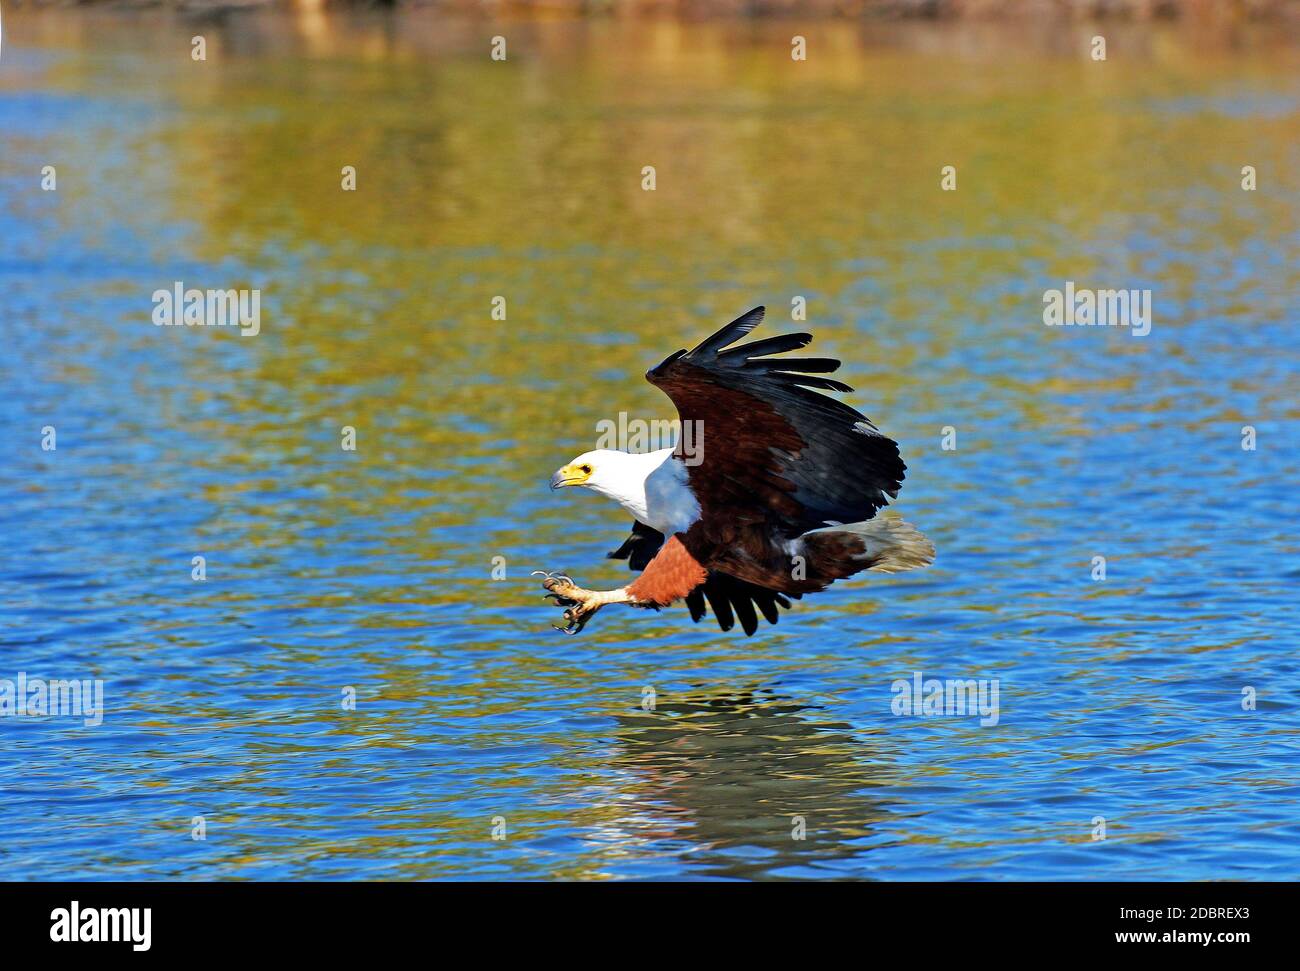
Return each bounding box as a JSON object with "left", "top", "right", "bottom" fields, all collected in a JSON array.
[{"left": 797, "top": 517, "right": 935, "bottom": 584}]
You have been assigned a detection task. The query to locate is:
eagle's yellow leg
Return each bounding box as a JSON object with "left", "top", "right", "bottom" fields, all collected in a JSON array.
[
  {"left": 534, "top": 538, "right": 708, "bottom": 634},
  {"left": 533, "top": 572, "right": 638, "bottom": 635}
]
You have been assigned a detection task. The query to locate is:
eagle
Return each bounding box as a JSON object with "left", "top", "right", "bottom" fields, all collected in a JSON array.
[{"left": 540, "top": 306, "right": 934, "bottom": 635}]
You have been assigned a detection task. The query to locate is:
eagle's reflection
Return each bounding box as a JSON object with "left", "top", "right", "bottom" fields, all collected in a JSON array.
[{"left": 606, "top": 686, "right": 899, "bottom": 879}]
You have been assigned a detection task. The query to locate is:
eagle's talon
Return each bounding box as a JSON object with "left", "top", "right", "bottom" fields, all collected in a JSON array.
[
  {"left": 558, "top": 607, "right": 594, "bottom": 635},
  {"left": 538, "top": 571, "right": 606, "bottom": 634},
  {"left": 540, "top": 574, "right": 580, "bottom": 598}
]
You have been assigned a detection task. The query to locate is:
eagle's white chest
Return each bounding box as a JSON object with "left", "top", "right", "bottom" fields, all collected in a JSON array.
[{"left": 642, "top": 452, "right": 701, "bottom": 536}]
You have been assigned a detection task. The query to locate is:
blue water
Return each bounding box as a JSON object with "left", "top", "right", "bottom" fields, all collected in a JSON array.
[{"left": 1, "top": 12, "right": 1298, "bottom": 880}]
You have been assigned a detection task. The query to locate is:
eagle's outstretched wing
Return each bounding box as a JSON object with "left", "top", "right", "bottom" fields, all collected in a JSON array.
[
  {"left": 607, "top": 522, "right": 796, "bottom": 635},
  {"left": 645, "top": 306, "right": 906, "bottom": 539}
]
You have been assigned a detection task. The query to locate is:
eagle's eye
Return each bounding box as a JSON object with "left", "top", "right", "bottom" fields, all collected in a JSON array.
[{"left": 580, "top": 464, "right": 592, "bottom": 475}]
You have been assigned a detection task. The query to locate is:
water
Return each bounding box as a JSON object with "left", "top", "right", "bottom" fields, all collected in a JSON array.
[{"left": 1, "top": 9, "right": 1298, "bottom": 880}]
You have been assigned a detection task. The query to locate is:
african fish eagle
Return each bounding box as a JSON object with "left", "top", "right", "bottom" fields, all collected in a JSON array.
[{"left": 540, "top": 306, "right": 933, "bottom": 635}]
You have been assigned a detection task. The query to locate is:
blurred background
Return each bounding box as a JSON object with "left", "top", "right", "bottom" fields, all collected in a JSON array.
[{"left": 1, "top": 3, "right": 1298, "bottom": 879}]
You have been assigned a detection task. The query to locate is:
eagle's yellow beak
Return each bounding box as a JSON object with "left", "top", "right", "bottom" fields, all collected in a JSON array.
[{"left": 550, "top": 463, "right": 592, "bottom": 490}]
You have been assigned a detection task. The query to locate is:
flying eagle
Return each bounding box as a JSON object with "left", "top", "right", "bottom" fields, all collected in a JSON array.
[{"left": 540, "top": 306, "right": 933, "bottom": 635}]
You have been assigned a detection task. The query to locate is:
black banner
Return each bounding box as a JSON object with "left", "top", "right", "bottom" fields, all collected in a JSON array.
[{"left": 0, "top": 881, "right": 1287, "bottom": 957}]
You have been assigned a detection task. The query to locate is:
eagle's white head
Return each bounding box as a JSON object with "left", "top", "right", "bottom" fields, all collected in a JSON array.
[
  {"left": 550, "top": 447, "right": 692, "bottom": 533},
  {"left": 551, "top": 449, "right": 648, "bottom": 509}
]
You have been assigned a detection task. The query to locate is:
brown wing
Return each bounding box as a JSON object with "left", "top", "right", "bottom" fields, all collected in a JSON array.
[{"left": 646, "top": 306, "right": 907, "bottom": 540}]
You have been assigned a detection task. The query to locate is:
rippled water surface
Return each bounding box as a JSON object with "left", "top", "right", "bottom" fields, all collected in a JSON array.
[{"left": 2, "top": 10, "right": 1298, "bottom": 880}]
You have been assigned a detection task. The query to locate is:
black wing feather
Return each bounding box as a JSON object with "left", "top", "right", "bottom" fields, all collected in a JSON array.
[
  {"left": 605, "top": 520, "right": 662, "bottom": 571},
  {"left": 703, "top": 584, "right": 736, "bottom": 632},
  {"left": 690, "top": 306, "right": 766, "bottom": 357},
  {"left": 717, "top": 332, "right": 811, "bottom": 361},
  {"left": 749, "top": 357, "right": 842, "bottom": 374},
  {"left": 730, "top": 594, "right": 759, "bottom": 637}
]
